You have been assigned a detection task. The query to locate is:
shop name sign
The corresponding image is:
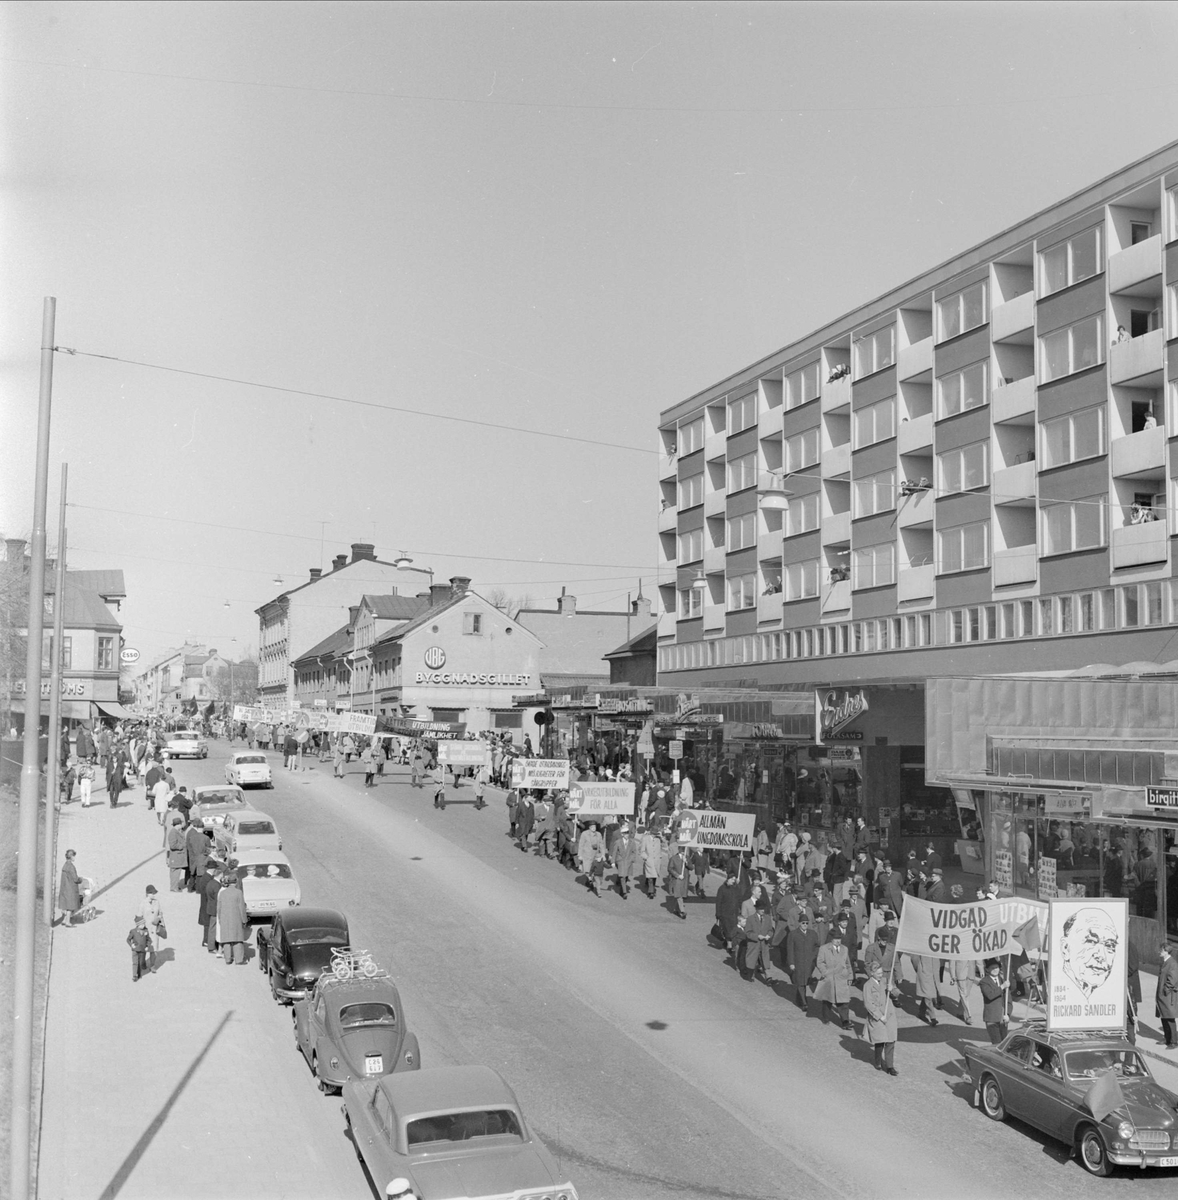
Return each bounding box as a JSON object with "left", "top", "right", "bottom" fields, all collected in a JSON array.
[
  {"left": 414, "top": 671, "right": 532, "bottom": 686},
  {"left": 816, "top": 688, "right": 868, "bottom": 742},
  {"left": 895, "top": 895, "right": 1047, "bottom": 960},
  {"left": 1147, "top": 787, "right": 1178, "bottom": 808},
  {"left": 14, "top": 678, "right": 89, "bottom": 698},
  {"left": 597, "top": 698, "right": 653, "bottom": 715},
  {"left": 684, "top": 810, "right": 756, "bottom": 852}
]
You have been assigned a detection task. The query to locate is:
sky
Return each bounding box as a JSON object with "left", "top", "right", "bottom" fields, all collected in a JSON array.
[{"left": 3, "top": 1, "right": 1178, "bottom": 665}]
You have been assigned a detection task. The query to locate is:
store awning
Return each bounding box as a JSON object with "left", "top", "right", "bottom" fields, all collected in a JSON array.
[
  {"left": 93, "top": 701, "right": 137, "bottom": 721},
  {"left": 8, "top": 698, "right": 92, "bottom": 721}
]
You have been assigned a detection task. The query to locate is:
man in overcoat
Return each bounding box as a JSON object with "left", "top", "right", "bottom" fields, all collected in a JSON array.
[
  {"left": 1157, "top": 943, "right": 1178, "bottom": 1048},
  {"left": 612, "top": 823, "right": 640, "bottom": 898},
  {"left": 784, "top": 913, "right": 821, "bottom": 1012},
  {"left": 216, "top": 872, "right": 249, "bottom": 964}
]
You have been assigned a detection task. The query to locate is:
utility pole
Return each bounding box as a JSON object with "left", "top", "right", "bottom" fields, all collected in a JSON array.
[
  {"left": 12, "top": 297, "right": 56, "bottom": 1200},
  {"left": 42, "top": 465, "right": 67, "bottom": 925}
]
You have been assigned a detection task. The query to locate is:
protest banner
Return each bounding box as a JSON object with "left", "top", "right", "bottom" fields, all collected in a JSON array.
[
  {"left": 684, "top": 810, "right": 756, "bottom": 852},
  {"left": 510, "top": 759, "right": 571, "bottom": 790},
  {"left": 381, "top": 716, "right": 466, "bottom": 741},
  {"left": 566, "top": 780, "right": 633, "bottom": 818},
  {"left": 1046, "top": 898, "right": 1127, "bottom": 1031},
  {"left": 438, "top": 741, "right": 490, "bottom": 768},
  {"left": 894, "top": 894, "right": 1047, "bottom": 961}
]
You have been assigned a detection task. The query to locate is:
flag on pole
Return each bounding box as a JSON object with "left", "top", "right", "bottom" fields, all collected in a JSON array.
[
  {"left": 1084, "top": 1069, "right": 1126, "bottom": 1123},
  {"left": 1012, "top": 914, "right": 1042, "bottom": 953}
]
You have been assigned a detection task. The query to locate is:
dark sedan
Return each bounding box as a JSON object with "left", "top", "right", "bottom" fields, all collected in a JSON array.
[{"left": 257, "top": 907, "right": 350, "bottom": 1005}]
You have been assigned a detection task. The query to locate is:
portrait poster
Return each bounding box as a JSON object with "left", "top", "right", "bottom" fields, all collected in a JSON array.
[{"left": 1046, "top": 898, "right": 1128, "bottom": 1031}]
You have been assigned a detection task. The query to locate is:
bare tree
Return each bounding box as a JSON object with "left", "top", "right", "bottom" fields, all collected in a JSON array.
[
  {"left": 207, "top": 658, "right": 259, "bottom": 708},
  {"left": 486, "top": 589, "right": 531, "bottom": 620},
  {"left": 0, "top": 536, "right": 30, "bottom": 735}
]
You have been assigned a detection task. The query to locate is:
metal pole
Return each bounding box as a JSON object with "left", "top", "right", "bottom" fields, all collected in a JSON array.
[
  {"left": 11, "top": 296, "right": 55, "bottom": 1200},
  {"left": 42, "top": 466, "right": 67, "bottom": 925}
]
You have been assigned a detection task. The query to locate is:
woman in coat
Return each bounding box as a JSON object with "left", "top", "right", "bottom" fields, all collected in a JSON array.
[
  {"left": 813, "top": 930, "right": 853, "bottom": 1028},
  {"left": 863, "top": 960, "right": 898, "bottom": 1075},
  {"left": 577, "top": 822, "right": 605, "bottom": 895},
  {"left": 639, "top": 829, "right": 662, "bottom": 899},
  {"left": 666, "top": 845, "right": 689, "bottom": 919},
  {"left": 57, "top": 849, "right": 82, "bottom": 926}
]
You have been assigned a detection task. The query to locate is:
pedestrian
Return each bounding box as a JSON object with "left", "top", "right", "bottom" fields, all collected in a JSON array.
[
  {"left": 472, "top": 764, "right": 486, "bottom": 810},
  {"left": 127, "top": 916, "right": 153, "bottom": 982},
  {"left": 216, "top": 872, "right": 249, "bottom": 965},
  {"left": 362, "top": 743, "right": 376, "bottom": 788},
  {"left": 166, "top": 816, "right": 187, "bottom": 892},
  {"left": 410, "top": 745, "right": 425, "bottom": 787},
  {"left": 741, "top": 900, "right": 774, "bottom": 980},
  {"left": 667, "top": 842, "right": 689, "bottom": 920},
  {"left": 106, "top": 743, "right": 126, "bottom": 807},
  {"left": 284, "top": 731, "right": 299, "bottom": 770},
  {"left": 980, "top": 959, "right": 1009, "bottom": 1044},
  {"left": 533, "top": 793, "right": 556, "bottom": 858},
  {"left": 135, "top": 884, "right": 166, "bottom": 970},
  {"left": 199, "top": 861, "right": 224, "bottom": 953},
  {"left": 56, "top": 848, "right": 83, "bottom": 927},
  {"left": 185, "top": 819, "right": 211, "bottom": 892},
  {"left": 714, "top": 868, "right": 743, "bottom": 961},
  {"left": 612, "top": 823, "right": 640, "bottom": 898},
  {"left": 150, "top": 771, "right": 170, "bottom": 824},
  {"left": 505, "top": 787, "right": 519, "bottom": 838},
  {"left": 784, "top": 913, "right": 821, "bottom": 1012},
  {"left": 1157, "top": 944, "right": 1178, "bottom": 1048},
  {"left": 343, "top": 733, "right": 356, "bottom": 763},
  {"left": 908, "top": 953, "right": 941, "bottom": 1025},
  {"left": 374, "top": 739, "right": 386, "bottom": 781},
  {"left": 639, "top": 827, "right": 662, "bottom": 899},
  {"left": 1125, "top": 941, "right": 1142, "bottom": 1045},
  {"left": 577, "top": 821, "right": 605, "bottom": 895},
  {"left": 431, "top": 765, "right": 446, "bottom": 809},
  {"left": 333, "top": 741, "right": 346, "bottom": 778},
  {"left": 515, "top": 791, "right": 535, "bottom": 850},
  {"left": 78, "top": 759, "right": 95, "bottom": 808},
  {"left": 814, "top": 928, "right": 853, "bottom": 1028},
  {"left": 863, "top": 960, "right": 898, "bottom": 1076}
]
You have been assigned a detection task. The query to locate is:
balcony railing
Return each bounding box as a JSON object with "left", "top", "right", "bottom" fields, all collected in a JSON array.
[
  {"left": 757, "top": 591, "right": 784, "bottom": 624},
  {"left": 658, "top": 503, "right": 678, "bottom": 533},
  {"left": 991, "top": 291, "right": 1034, "bottom": 343},
  {"left": 1108, "top": 234, "right": 1162, "bottom": 295},
  {"left": 703, "top": 602, "right": 725, "bottom": 632},
  {"left": 1111, "top": 521, "right": 1168, "bottom": 569},
  {"left": 821, "top": 509, "right": 851, "bottom": 545},
  {"left": 704, "top": 489, "right": 726, "bottom": 517},
  {"left": 992, "top": 459, "right": 1036, "bottom": 506},
  {"left": 896, "top": 562, "right": 935, "bottom": 603},
  {"left": 992, "top": 376, "right": 1035, "bottom": 424},
  {"left": 897, "top": 488, "right": 934, "bottom": 528},
  {"left": 992, "top": 545, "right": 1037, "bottom": 587},
  {"left": 821, "top": 373, "right": 851, "bottom": 412},
  {"left": 896, "top": 336, "right": 933, "bottom": 381},
  {"left": 1110, "top": 328, "right": 1164, "bottom": 386},
  {"left": 1110, "top": 425, "right": 1166, "bottom": 480},
  {"left": 822, "top": 441, "right": 850, "bottom": 478},
  {"left": 757, "top": 529, "right": 783, "bottom": 562},
  {"left": 898, "top": 412, "right": 934, "bottom": 455},
  {"left": 821, "top": 578, "right": 851, "bottom": 613},
  {"left": 659, "top": 452, "right": 678, "bottom": 480}
]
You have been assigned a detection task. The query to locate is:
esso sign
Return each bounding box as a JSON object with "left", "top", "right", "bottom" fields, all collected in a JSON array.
[{"left": 120, "top": 648, "right": 141, "bottom": 664}]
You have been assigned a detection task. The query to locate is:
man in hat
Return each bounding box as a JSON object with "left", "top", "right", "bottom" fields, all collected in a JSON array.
[
  {"left": 922, "top": 865, "right": 945, "bottom": 905},
  {"left": 184, "top": 818, "right": 211, "bottom": 892},
  {"left": 784, "top": 912, "right": 821, "bottom": 1012},
  {"left": 667, "top": 841, "right": 689, "bottom": 920},
  {"left": 198, "top": 858, "right": 224, "bottom": 953},
  {"left": 533, "top": 792, "right": 557, "bottom": 859},
  {"left": 216, "top": 869, "right": 249, "bottom": 965},
  {"left": 127, "top": 916, "right": 152, "bottom": 982},
  {"left": 135, "top": 884, "right": 165, "bottom": 969},
  {"left": 612, "top": 822, "right": 640, "bottom": 898},
  {"left": 875, "top": 860, "right": 905, "bottom": 915},
  {"left": 863, "top": 911, "right": 899, "bottom": 998},
  {"left": 714, "top": 867, "right": 743, "bottom": 959},
  {"left": 980, "top": 959, "right": 1009, "bottom": 1044},
  {"left": 1156, "top": 943, "right": 1178, "bottom": 1049}
]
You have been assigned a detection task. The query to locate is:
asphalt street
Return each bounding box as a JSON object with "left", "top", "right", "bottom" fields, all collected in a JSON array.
[{"left": 123, "top": 743, "right": 1178, "bottom": 1200}]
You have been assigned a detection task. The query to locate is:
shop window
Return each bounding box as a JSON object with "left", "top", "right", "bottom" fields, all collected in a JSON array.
[
  {"left": 431, "top": 709, "right": 461, "bottom": 723},
  {"left": 493, "top": 712, "right": 523, "bottom": 728}
]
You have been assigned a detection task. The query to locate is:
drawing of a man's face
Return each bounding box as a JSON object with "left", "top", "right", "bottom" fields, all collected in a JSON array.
[{"left": 1060, "top": 908, "right": 1119, "bottom": 998}]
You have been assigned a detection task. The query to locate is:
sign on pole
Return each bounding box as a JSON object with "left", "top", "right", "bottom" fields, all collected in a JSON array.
[
  {"left": 510, "top": 758, "right": 571, "bottom": 790},
  {"left": 438, "top": 741, "right": 490, "bottom": 768},
  {"left": 566, "top": 780, "right": 633, "bottom": 818},
  {"left": 1046, "top": 898, "right": 1128, "bottom": 1031},
  {"left": 684, "top": 810, "right": 756, "bottom": 852},
  {"left": 668, "top": 739, "right": 683, "bottom": 760}
]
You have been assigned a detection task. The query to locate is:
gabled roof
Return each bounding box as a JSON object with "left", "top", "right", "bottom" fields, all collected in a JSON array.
[
  {"left": 292, "top": 623, "right": 353, "bottom": 667},
  {"left": 374, "top": 589, "right": 543, "bottom": 649},
  {"left": 255, "top": 557, "right": 432, "bottom": 613},
  {"left": 66, "top": 569, "right": 126, "bottom": 600},
  {"left": 603, "top": 625, "right": 659, "bottom": 660},
  {"left": 50, "top": 582, "right": 122, "bottom": 631},
  {"left": 360, "top": 594, "right": 430, "bottom": 621}
]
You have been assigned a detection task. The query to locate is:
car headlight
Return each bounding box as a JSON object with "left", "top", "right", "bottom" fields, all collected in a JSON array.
[{"left": 1116, "top": 1120, "right": 1134, "bottom": 1140}]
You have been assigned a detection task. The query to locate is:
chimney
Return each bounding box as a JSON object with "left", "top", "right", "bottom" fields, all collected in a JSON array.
[
  {"left": 429, "top": 583, "right": 451, "bottom": 606},
  {"left": 632, "top": 594, "right": 652, "bottom": 617},
  {"left": 309, "top": 567, "right": 322, "bottom": 582},
  {"left": 558, "top": 587, "right": 576, "bottom": 616},
  {"left": 5, "top": 537, "right": 27, "bottom": 564},
  {"left": 449, "top": 575, "right": 471, "bottom": 597},
  {"left": 351, "top": 542, "right": 376, "bottom": 563},
  {"left": 332, "top": 554, "right": 348, "bottom": 571},
  {"left": 347, "top": 605, "right": 360, "bottom": 630}
]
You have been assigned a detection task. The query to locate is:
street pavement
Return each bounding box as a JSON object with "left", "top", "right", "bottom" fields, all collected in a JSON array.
[{"left": 37, "top": 742, "right": 1178, "bottom": 1200}]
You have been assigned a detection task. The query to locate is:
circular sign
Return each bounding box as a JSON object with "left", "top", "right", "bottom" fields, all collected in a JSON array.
[
  {"left": 423, "top": 646, "right": 446, "bottom": 669},
  {"left": 120, "top": 648, "right": 141, "bottom": 664}
]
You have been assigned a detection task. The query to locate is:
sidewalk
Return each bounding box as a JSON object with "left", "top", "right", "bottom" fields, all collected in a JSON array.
[{"left": 36, "top": 773, "right": 367, "bottom": 1200}]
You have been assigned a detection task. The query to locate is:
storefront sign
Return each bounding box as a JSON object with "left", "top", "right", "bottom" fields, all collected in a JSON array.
[
  {"left": 597, "top": 698, "right": 653, "bottom": 716},
  {"left": 511, "top": 758, "right": 571, "bottom": 790},
  {"left": 653, "top": 712, "right": 722, "bottom": 726},
  {"left": 424, "top": 646, "right": 446, "bottom": 669},
  {"left": 684, "top": 810, "right": 756, "bottom": 852},
  {"left": 1044, "top": 792, "right": 1092, "bottom": 817},
  {"left": 120, "top": 647, "right": 141, "bottom": 664},
  {"left": 815, "top": 688, "right": 868, "bottom": 744},
  {"left": 567, "top": 781, "right": 633, "bottom": 817},
  {"left": 895, "top": 895, "right": 1047, "bottom": 960},
  {"left": 438, "top": 741, "right": 490, "bottom": 767},
  {"left": 1046, "top": 898, "right": 1127, "bottom": 1031},
  {"left": 414, "top": 671, "right": 532, "bottom": 686},
  {"left": 14, "top": 678, "right": 90, "bottom": 698},
  {"left": 1146, "top": 787, "right": 1178, "bottom": 808},
  {"left": 1037, "top": 856, "right": 1058, "bottom": 900}
]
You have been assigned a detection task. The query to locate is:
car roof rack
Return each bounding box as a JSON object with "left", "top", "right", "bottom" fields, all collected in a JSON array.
[
  {"left": 313, "top": 965, "right": 391, "bottom": 989},
  {"left": 1018, "top": 1021, "right": 1130, "bottom": 1042}
]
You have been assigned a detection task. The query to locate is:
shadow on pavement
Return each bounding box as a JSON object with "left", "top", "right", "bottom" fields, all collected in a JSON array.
[
  {"left": 90, "top": 850, "right": 164, "bottom": 903},
  {"left": 96, "top": 1010, "right": 234, "bottom": 1200}
]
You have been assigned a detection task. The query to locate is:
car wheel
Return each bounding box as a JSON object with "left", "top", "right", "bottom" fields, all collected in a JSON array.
[
  {"left": 978, "top": 1074, "right": 1005, "bottom": 1122},
  {"left": 1078, "top": 1126, "right": 1112, "bottom": 1177}
]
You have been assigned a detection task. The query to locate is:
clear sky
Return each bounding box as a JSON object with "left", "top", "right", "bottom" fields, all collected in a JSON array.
[{"left": 3, "top": 1, "right": 1177, "bottom": 664}]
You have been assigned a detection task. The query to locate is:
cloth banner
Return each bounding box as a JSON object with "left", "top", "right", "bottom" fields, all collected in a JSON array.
[
  {"left": 894, "top": 894, "right": 1047, "bottom": 961},
  {"left": 567, "top": 781, "right": 634, "bottom": 818},
  {"left": 510, "top": 759, "right": 571, "bottom": 790},
  {"left": 682, "top": 810, "right": 756, "bottom": 852}
]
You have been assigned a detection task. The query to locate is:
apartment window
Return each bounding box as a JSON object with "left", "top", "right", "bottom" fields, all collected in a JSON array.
[
  {"left": 1041, "top": 496, "right": 1106, "bottom": 556},
  {"left": 937, "top": 281, "right": 987, "bottom": 342},
  {"left": 1100, "top": 588, "right": 1117, "bottom": 629},
  {"left": 1000, "top": 601, "right": 1017, "bottom": 638},
  {"left": 853, "top": 326, "right": 895, "bottom": 380},
  {"left": 1167, "top": 284, "right": 1178, "bottom": 339},
  {"left": 1040, "top": 225, "right": 1102, "bottom": 297},
  {"left": 803, "top": 629, "right": 815, "bottom": 657},
  {"left": 1039, "top": 597, "right": 1055, "bottom": 635},
  {"left": 852, "top": 543, "right": 895, "bottom": 590},
  {"left": 1020, "top": 599, "right": 1035, "bottom": 637},
  {"left": 784, "top": 428, "right": 820, "bottom": 472},
  {"left": 784, "top": 559, "right": 819, "bottom": 600},
  {"left": 97, "top": 636, "right": 115, "bottom": 671},
  {"left": 784, "top": 492, "right": 819, "bottom": 537},
  {"left": 937, "top": 361, "right": 987, "bottom": 419},
  {"left": 727, "top": 453, "right": 757, "bottom": 492},
  {"left": 678, "top": 473, "right": 704, "bottom": 509},
  {"left": 726, "top": 512, "right": 756, "bottom": 551},
  {"left": 678, "top": 588, "right": 702, "bottom": 619},
  {"left": 678, "top": 528, "right": 703, "bottom": 563},
  {"left": 853, "top": 396, "right": 896, "bottom": 449},
  {"left": 984, "top": 605, "right": 998, "bottom": 639},
  {"left": 462, "top": 612, "right": 483, "bottom": 635},
  {"left": 1078, "top": 592, "right": 1095, "bottom": 632},
  {"left": 1040, "top": 406, "right": 1106, "bottom": 469},
  {"left": 937, "top": 521, "right": 989, "bottom": 573},
  {"left": 727, "top": 573, "right": 756, "bottom": 611},
  {"left": 950, "top": 610, "right": 965, "bottom": 644},
  {"left": 1144, "top": 581, "right": 1164, "bottom": 625},
  {"left": 853, "top": 469, "right": 895, "bottom": 518},
  {"left": 1058, "top": 595, "right": 1074, "bottom": 634},
  {"left": 937, "top": 441, "right": 989, "bottom": 493},
  {"left": 1040, "top": 314, "right": 1104, "bottom": 383},
  {"left": 1123, "top": 586, "right": 1139, "bottom": 629},
  {"left": 728, "top": 394, "right": 757, "bottom": 435},
  {"left": 679, "top": 417, "right": 704, "bottom": 455},
  {"left": 785, "top": 362, "right": 821, "bottom": 410}
]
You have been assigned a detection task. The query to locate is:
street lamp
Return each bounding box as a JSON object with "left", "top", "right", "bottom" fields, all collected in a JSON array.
[{"left": 393, "top": 551, "right": 433, "bottom": 585}]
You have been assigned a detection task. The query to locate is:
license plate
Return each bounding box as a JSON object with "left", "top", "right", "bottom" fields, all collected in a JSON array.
[
  {"left": 364, "top": 1055, "right": 383, "bottom": 1075},
  {"left": 256, "top": 901, "right": 276, "bottom": 909},
  {"left": 1156, "top": 1156, "right": 1178, "bottom": 1167}
]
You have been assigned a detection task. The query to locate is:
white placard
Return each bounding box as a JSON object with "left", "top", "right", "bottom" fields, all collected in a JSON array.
[
  {"left": 1046, "top": 898, "right": 1128, "bottom": 1031},
  {"left": 683, "top": 810, "right": 756, "bottom": 852},
  {"left": 438, "top": 741, "right": 490, "bottom": 767},
  {"left": 567, "top": 781, "right": 633, "bottom": 817},
  {"left": 510, "top": 758, "right": 571, "bottom": 790}
]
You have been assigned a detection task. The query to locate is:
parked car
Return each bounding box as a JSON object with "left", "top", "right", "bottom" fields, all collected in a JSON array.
[
  {"left": 191, "top": 785, "right": 248, "bottom": 828},
  {"left": 226, "top": 751, "right": 273, "bottom": 789},
  {"left": 258, "top": 907, "right": 350, "bottom": 1004},
  {"left": 165, "top": 729, "right": 208, "bottom": 759},
  {"left": 294, "top": 970, "right": 419, "bottom": 1094},
  {"left": 342, "top": 1065, "right": 577, "bottom": 1200},
  {"left": 228, "top": 849, "right": 301, "bottom": 918},
  {"left": 963, "top": 1022, "right": 1178, "bottom": 1175},
  {"left": 214, "top": 809, "right": 282, "bottom": 857}
]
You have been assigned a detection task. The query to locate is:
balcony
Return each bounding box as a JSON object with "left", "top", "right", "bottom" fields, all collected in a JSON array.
[
  {"left": 703, "top": 602, "right": 725, "bottom": 633},
  {"left": 1110, "top": 329, "right": 1164, "bottom": 386},
  {"left": 758, "top": 408, "right": 782, "bottom": 440},
  {"left": 821, "top": 578, "right": 851, "bottom": 613},
  {"left": 821, "top": 509, "right": 851, "bottom": 545},
  {"left": 758, "top": 529, "right": 783, "bottom": 562},
  {"left": 822, "top": 441, "right": 850, "bottom": 479},
  {"left": 1112, "top": 521, "right": 1168, "bottom": 569},
  {"left": 757, "top": 592, "right": 784, "bottom": 625},
  {"left": 993, "top": 545, "right": 1037, "bottom": 586},
  {"left": 704, "top": 426, "right": 726, "bottom": 460},
  {"left": 896, "top": 336, "right": 933, "bottom": 381},
  {"left": 657, "top": 610, "right": 677, "bottom": 639},
  {"left": 704, "top": 488, "right": 726, "bottom": 518},
  {"left": 703, "top": 543, "right": 725, "bottom": 573},
  {"left": 1111, "top": 425, "right": 1166, "bottom": 480},
  {"left": 896, "top": 563, "right": 935, "bottom": 603},
  {"left": 658, "top": 504, "right": 678, "bottom": 533},
  {"left": 821, "top": 373, "right": 851, "bottom": 413},
  {"left": 992, "top": 460, "right": 1037, "bottom": 506},
  {"left": 898, "top": 412, "right": 934, "bottom": 455},
  {"left": 659, "top": 452, "right": 678, "bottom": 480},
  {"left": 897, "top": 488, "right": 934, "bottom": 529},
  {"left": 991, "top": 291, "right": 1035, "bottom": 344},
  {"left": 1108, "top": 234, "right": 1162, "bottom": 296},
  {"left": 992, "top": 376, "right": 1036, "bottom": 424}
]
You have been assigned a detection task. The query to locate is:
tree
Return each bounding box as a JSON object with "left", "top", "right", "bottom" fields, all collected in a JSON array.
[
  {"left": 486, "top": 589, "right": 531, "bottom": 620},
  {"left": 206, "top": 658, "right": 259, "bottom": 709},
  {"left": 0, "top": 536, "right": 31, "bottom": 736}
]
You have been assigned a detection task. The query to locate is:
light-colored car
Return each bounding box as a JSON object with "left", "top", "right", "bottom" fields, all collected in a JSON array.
[
  {"left": 229, "top": 849, "right": 301, "bottom": 918},
  {"left": 164, "top": 729, "right": 208, "bottom": 759},
  {"left": 191, "top": 785, "right": 248, "bottom": 828},
  {"left": 214, "top": 809, "right": 282, "bottom": 858},
  {"left": 226, "top": 751, "right": 273, "bottom": 789},
  {"left": 341, "top": 1065, "right": 578, "bottom": 1200}
]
